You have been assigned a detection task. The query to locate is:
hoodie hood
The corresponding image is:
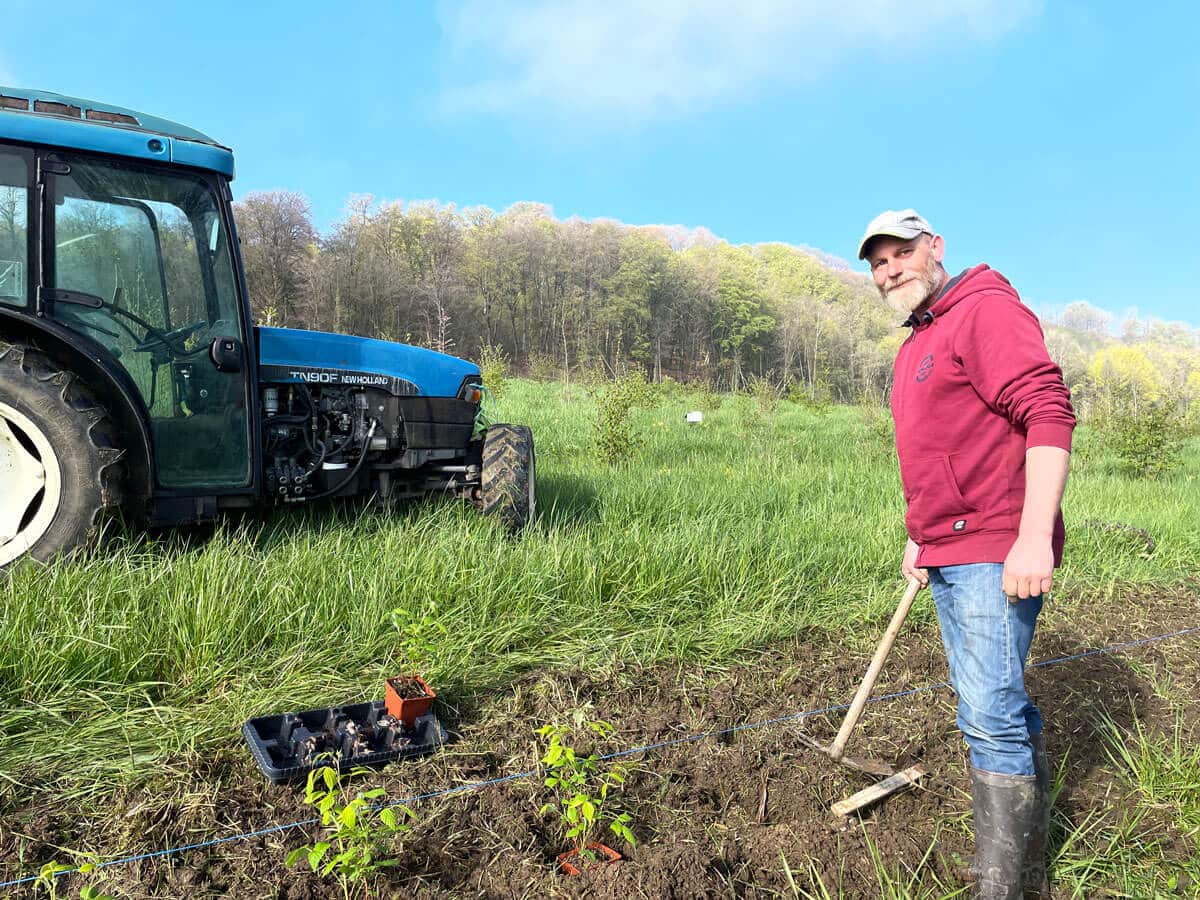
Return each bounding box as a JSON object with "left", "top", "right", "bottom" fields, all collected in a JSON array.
[{"left": 927, "top": 264, "right": 1017, "bottom": 319}]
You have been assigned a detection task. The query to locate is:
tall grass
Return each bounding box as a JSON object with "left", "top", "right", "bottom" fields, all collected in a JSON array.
[{"left": 1, "top": 380, "right": 1197, "bottom": 804}]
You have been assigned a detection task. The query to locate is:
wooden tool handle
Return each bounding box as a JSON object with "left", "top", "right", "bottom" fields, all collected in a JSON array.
[{"left": 828, "top": 578, "right": 922, "bottom": 762}]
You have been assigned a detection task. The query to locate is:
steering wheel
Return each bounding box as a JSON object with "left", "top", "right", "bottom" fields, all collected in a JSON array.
[{"left": 134, "top": 319, "right": 208, "bottom": 354}]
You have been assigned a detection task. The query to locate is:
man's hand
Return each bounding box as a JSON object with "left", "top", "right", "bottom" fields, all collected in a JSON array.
[
  {"left": 1004, "top": 446, "right": 1070, "bottom": 603},
  {"left": 902, "top": 538, "right": 928, "bottom": 587},
  {"left": 1002, "top": 533, "right": 1054, "bottom": 601}
]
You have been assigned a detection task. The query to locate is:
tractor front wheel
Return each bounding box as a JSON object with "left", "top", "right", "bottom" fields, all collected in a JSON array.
[
  {"left": 477, "top": 424, "right": 535, "bottom": 533},
  {"left": 0, "top": 342, "right": 124, "bottom": 569}
]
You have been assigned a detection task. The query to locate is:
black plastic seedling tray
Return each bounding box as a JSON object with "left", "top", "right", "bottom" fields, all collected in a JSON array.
[{"left": 243, "top": 700, "right": 447, "bottom": 784}]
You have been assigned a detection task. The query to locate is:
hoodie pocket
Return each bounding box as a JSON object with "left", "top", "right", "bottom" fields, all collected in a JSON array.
[{"left": 904, "top": 454, "right": 980, "bottom": 543}]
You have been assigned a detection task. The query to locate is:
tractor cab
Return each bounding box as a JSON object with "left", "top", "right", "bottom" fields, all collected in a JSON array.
[{"left": 0, "top": 89, "right": 254, "bottom": 497}]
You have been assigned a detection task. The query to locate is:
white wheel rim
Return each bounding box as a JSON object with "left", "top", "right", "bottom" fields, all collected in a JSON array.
[{"left": 0, "top": 401, "right": 62, "bottom": 567}]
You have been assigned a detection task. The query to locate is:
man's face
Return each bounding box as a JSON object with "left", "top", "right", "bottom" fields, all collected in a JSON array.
[{"left": 867, "top": 234, "right": 946, "bottom": 314}]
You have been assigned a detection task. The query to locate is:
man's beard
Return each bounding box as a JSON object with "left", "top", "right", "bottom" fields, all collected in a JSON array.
[{"left": 878, "top": 255, "right": 944, "bottom": 315}]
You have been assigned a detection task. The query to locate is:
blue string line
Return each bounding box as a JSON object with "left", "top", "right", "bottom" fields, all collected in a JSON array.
[{"left": 5, "top": 623, "right": 1197, "bottom": 891}]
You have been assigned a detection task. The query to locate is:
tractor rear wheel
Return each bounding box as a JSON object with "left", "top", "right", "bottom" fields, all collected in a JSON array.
[
  {"left": 0, "top": 342, "right": 124, "bottom": 569},
  {"left": 477, "top": 424, "right": 535, "bottom": 533}
]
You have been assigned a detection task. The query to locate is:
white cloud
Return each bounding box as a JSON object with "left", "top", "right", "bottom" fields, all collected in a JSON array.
[{"left": 437, "top": 0, "right": 1041, "bottom": 119}]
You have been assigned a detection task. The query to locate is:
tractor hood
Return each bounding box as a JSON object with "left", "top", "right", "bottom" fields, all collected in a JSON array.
[{"left": 256, "top": 327, "right": 480, "bottom": 398}]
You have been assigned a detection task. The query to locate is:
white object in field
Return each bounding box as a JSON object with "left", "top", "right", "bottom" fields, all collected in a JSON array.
[{"left": 685, "top": 411, "right": 703, "bottom": 425}]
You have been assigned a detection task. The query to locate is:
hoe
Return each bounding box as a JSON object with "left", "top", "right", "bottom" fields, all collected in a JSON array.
[{"left": 799, "top": 577, "right": 927, "bottom": 816}]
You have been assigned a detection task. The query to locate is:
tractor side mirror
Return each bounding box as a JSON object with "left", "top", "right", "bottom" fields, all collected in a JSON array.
[{"left": 210, "top": 336, "right": 243, "bottom": 373}]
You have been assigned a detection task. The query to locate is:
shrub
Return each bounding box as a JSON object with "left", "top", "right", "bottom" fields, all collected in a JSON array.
[
  {"left": 593, "top": 371, "right": 650, "bottom": 466},
  {"left": 528, "top": 352, "right": 559, "bottom": 383},
  {"left": 537, "top": 715, "right": 635, "bottom": 863},
  {"left": 747, "top": 374, "right": 782, "bottom": 414},
  {"left": 477, "top": 344, "right": 509, "bottom": 401},
  {"left": 651, "top": 375, "right": 684, "bottom": 403},
  {"left": 1104, "top": 400, "right": 1185, "bottom": 479},
  {"left": 286, "top": 766, "right": 415, "bottom": 897},
  {"left": 695, "top": 382, "right": 723, "bottom": 412},
  {"left": 787, "top": 380, "right": 833, "bottom": 412},
  {"left": 859, "top": 402, "right": 895, "bottom": 456}
]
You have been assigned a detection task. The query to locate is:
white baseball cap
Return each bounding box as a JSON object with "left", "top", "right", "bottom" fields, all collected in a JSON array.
[{"left": 857, "top": 209, "right": 933, "bottom": 260}]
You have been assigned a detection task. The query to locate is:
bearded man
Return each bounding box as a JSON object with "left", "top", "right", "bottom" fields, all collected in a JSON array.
[{"left": 858, "top": 210, "right": 1074, "bottom": 900}]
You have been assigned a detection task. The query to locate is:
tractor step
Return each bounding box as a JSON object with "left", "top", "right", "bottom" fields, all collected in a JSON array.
[{"left": 242, "top": 700, "right": 447, "bottom": 784}]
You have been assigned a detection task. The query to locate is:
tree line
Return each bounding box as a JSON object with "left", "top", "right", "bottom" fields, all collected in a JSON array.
[{"left": 233, "top": 191, "right": 1199, "bottom": 418}]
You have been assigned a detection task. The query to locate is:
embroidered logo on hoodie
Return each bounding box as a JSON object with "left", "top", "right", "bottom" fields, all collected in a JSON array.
[{"left": 915, "top": 354, "right": 934, "bottom": 383}]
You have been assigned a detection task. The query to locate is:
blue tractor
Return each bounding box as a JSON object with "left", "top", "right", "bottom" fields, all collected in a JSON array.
[{"left": 0, "top": 88, "right": 535, "bottom": 570}]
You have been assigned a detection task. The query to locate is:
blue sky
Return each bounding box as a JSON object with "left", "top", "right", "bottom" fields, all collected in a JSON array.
[{"left": 2, "top": 1, "right": 1197, "bottom": 326}]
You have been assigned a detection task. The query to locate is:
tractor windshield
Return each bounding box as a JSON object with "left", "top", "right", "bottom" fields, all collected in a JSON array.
[{"left": 47, "top": 155, "right": 250, "bottom": 488}]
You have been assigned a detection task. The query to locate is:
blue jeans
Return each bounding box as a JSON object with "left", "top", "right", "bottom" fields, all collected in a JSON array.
[{"left": 928, "top": 563, "right": 1043, "bottom": 776}]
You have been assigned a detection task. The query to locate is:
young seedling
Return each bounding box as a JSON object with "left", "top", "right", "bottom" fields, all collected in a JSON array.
[
  {"left": 285, "top": 765, "right": 415, "bottom": 900},
  {"left": 537, "top": 714, "right": 637, "bottom": 872},
  {"left": 386, "top": 603, "right": 449, "bottom": 724},
  {"left": 389, "top": 602, "right": 449, "bottom": 676},
  {"left": 35, "top": 860, "right": 114, "bottom": 900}
]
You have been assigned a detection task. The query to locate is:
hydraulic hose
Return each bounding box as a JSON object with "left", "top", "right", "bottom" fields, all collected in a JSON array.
[{"left": 291, "top": 419, "right": 378, "bottom": 503}]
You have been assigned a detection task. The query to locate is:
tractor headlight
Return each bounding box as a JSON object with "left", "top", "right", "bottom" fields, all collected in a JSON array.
[{"left": 458, "top": 379, "right": 483, "bottom": 404}]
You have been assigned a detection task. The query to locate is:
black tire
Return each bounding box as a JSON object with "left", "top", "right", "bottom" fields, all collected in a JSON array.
[
  {"left": 477, "top": 423, "right": 535, "bottom": 533},
  {"left": 0, "top": 341, "right": 124, "bottom": 569}
]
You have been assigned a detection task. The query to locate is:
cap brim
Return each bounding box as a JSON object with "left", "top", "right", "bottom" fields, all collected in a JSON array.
[{"left": 857, "top": 226, "right": 927, "bottom": 260}]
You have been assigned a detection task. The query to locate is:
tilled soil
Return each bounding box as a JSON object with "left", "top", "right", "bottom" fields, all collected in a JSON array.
[{"left": 2, "top": 583, "right": 1198, "bottom": 898}]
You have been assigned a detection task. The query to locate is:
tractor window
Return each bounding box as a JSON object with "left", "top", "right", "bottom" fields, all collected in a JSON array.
[
  {"left": 48, "top": 156, "right": 250, "bottom": 488},
  {"left": 56, "top": 195, "right": 168, "bottom": 329},
  {"left": 0, "top": 152, "right": 28, "bottom": 307}
]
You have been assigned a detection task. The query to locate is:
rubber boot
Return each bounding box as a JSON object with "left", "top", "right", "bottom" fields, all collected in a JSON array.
[
  {"left": 1023, "top": 733, "right": 1052, "bottom": 899},
  {"left": 971, "top": 768, "right": 1042, "bottom": 900}
]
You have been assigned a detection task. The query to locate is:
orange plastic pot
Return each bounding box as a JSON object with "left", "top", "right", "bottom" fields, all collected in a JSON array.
[
  {"left": 384, "top": 675, "right": 435, "bottom": 729},
  {"left": 557, "top": 842, "right": 622, "bottom": 876}
]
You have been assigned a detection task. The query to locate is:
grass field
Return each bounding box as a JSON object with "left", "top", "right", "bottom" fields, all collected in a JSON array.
[{"left": 2, "top": 379, "right": 1198, "bottom": 897}]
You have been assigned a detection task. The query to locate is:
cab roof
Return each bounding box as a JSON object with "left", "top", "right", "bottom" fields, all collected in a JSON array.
[{"left": 0, "top": 87, "right": 235, "bottom": 179}]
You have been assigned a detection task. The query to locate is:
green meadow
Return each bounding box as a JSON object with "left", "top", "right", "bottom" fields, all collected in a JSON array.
[{"left": 2, "top": 379, "right": 1198, "bottom": 895}]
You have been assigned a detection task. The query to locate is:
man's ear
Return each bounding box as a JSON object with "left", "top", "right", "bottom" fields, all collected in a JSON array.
[{"left": 928, "top": 233, "right": 945, "bottom": 263}]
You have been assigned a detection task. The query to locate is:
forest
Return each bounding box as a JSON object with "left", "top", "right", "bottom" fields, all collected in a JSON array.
[{"left": 234, "top": 191, "right": 1200, "bottom": 421}]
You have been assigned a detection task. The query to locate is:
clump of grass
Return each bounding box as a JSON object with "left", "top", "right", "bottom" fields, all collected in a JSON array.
[
  {"left": 1100, "top": 712, "right": 1200, "bottom": 832},
  {"left": 1047, "top": 714, "right": 1200, "bottom": 898},
  {"left": 786, "top": 827, "right": 963, "bottom": 899}
]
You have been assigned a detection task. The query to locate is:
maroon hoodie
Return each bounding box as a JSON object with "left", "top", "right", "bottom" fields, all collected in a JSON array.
[{"left": 890, "top": 264, "right": 1075, "bottom": 568}]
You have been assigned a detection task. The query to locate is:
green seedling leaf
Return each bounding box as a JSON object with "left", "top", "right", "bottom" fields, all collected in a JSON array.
[
  {"left": 308, "top": 841, "right": 331, "bottom": 871},
  {"left": 611, "top": 815, "right": 637, "bottom": 847}
]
